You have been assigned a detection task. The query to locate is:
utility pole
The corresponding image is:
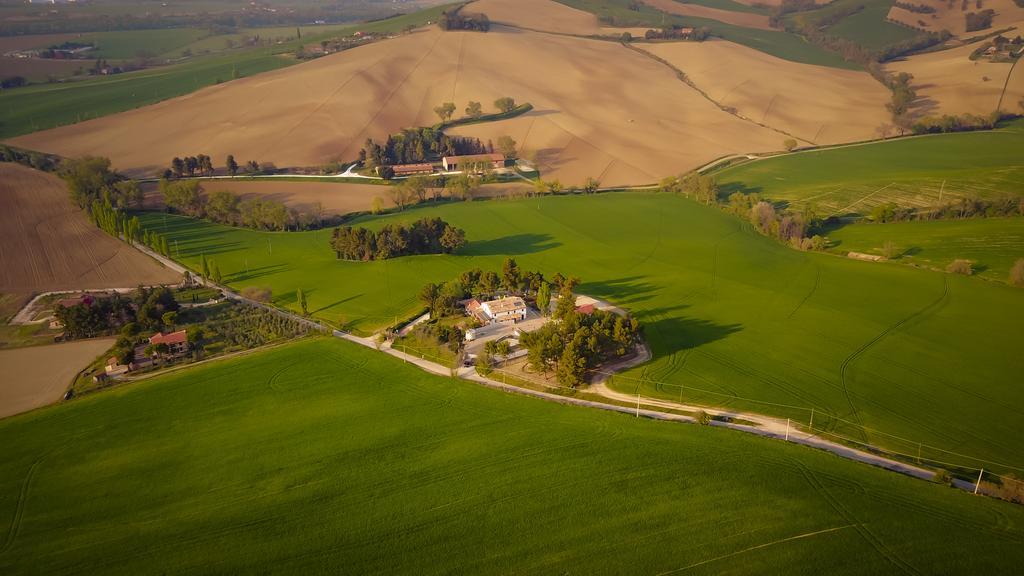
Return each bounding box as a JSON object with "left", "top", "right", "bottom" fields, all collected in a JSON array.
[
  {"left": 636, "top": 392, "right": 640, "bottom": 418},
  {"left": 785, "top": 418, "right": 791, "bottom": 441},
  {"left": 975, "top": 469, "right": 984, "bottom": 495},
  {"left": 808, "top": 408, "right": 814, "bottom": 432}
]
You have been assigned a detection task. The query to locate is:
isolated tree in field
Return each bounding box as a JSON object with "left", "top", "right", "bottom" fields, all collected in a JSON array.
[
  {"left": 297, "top": 287, "right": 308, "bottom": 316},
  {"left": 783, "top": 138, "right": 798, "bottom": 152},
  {"left": 1009, "top": 258, "right": 1024, "bottom": 286},
  {"left": 371, "top": 196, "right": 384, "bottom": 214},
  {"left": 497, "top": 135, "right": 517, "bottom": 159},
  {"left": 946, "top": 259, "right": 973, "bottom": 275},
  {"left": 547, "top": 179, "right": 563, "bottom": 195},
  {"left": 434, "top": 102, "right": 456, "bottom": 123},
  {"left": 201, "top": 254, "right": 210, "bottom": 281},
  {"left": 171, "top": 157, "right": 185, "bottom": 178},
  {"left": 494, "top": 97, "right": 516, "bottom": 113},
  {"left": 582, "top": 177, "right": 600, "bottom": 194},
  {"left": 226, "top": 155, "right": 238, "bottom": 176},
  {"left": 211, "top": 262, "right": 222, "bottom": 284},
  {"left": 537, "top": 281, "right": 552, "bottom": 315},
  {"left": 465, "top": 101, "right": 482, "bottom": 118}
]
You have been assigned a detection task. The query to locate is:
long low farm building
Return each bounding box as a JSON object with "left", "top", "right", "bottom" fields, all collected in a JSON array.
[{"left": 442, "top": 153, "right": 506, "bottom": 172}]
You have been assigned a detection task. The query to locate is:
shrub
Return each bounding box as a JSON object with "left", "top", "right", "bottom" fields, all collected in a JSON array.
[
  {"left": 241, "top": 286, "right": 273, "bottom": 303},
  {"left": 933, "top": 469, "right": 953, "bottom": 485},
  {"left": 696, "top": 410, "right": 712, "bottom": 426},
  {"left": 1009, "top": 258, "right": 1024, "bottom": 286},
  {"left": 946, "top": 259, "right": 974, "bottom": 275}
]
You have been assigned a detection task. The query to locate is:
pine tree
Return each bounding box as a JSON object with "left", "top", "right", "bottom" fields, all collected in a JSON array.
[
  {"left": 297, "top": 287, "right": 308, "bottom": 316},
  {"left": 212, "top": 262, "right": 222, "bottom": 284},
  {"left": 161, "top": 236, "right": 170, "bottom": 257},
  {"left": 201, "top": 253, "right": 210, "bottom": 280}
]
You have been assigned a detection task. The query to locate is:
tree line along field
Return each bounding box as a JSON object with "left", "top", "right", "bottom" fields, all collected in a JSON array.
[
  {"left": 715, "top": 119, "right": 1024, "bottom": 217},
  {"left": 1, "top": 337, "right": 1023, "bottom": 574},
  {"left": 136, "top": 192, "right": 1024, "bottom": 474},
  {"left": 0, "top": 4, "right": 457, "bottom": 140}
]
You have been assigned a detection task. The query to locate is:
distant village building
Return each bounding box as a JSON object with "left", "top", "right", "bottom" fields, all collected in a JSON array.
[
  {"left": 442, "top": 153, "right": 505, "bottom": 172},
  {"left": 149, "top": 330, "right": 189, "bottom": 356}
]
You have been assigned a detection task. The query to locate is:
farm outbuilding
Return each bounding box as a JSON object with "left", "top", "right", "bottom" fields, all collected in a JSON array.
[{"left": 442, "top": 153, "right": 506, "bottom": 172}]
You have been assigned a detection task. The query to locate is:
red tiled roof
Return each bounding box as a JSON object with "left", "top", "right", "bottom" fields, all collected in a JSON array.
[
  {"left": 575, "top": 304, "right": 595, "bottom": 315},
  {"left": 150, "top": 330, "right": 187, "bottom": 345}
]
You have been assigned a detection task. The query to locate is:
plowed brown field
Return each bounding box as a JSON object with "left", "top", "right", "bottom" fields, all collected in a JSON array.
[
  {"left": 0, "top": 337, "right": 115, "bottom": 419},
  {"left": 9, "top": 24, "right": 787, "bottom": 187},
  {"left": 641, "top": 40, "right": 891, "bottom": 144},
  {"left": 0, "top": 163, "right": 180, "bottom": 293}
]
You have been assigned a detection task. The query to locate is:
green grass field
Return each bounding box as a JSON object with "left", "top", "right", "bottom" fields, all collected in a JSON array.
[
  {"left": 827, "top": 217, "right": 1024, "bottom": 281},
  {"left": 81, "top": 28, "right": 211, "bottom": 60},
  {"left": 0, "top": 4, "right": 458, "bottom": 140},
  {"left": 556, "top": 0, "right": 859, "bottom": 69},
  {"left": 137, "top": 191, "right": 1024, "bottom": 473},
  {"left": 1, "top": 337, "right": 1022, "bottom": 573},
  {"left": 787, "top": 0, "right": 919, "bottom": 52},
  {"left": 716, "top": 120, "right": 1024, "bottom": 217},
  {"left": 670, "top": 0, "right": 767, "bottom": 14}
]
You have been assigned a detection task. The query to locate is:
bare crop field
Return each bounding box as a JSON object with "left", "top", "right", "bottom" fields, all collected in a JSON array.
[
  {"left": 0, "top": 164, "right": 180, "bottom": 293},
  {"left": 0, "top": 337, "right": 114, "bottom": 419},
  {"left": 10, "top": 25, "right": 787, "bottom": 186},
  {"left": 469, "top": 0, "right": 604, "bottom": 34},
  {"left": 887, "top": 0, "right": 1024, "bottom": 36},
  {"left": 642, "top": 0, "right": 773, "bottom": 30},
  {"left": 886, "top": 39, "right": 1024, "bottom": 117},
  {"left": 642, "top": 40, "right": 891, "bottom": 144},
  {"left": 0, "top": 57, "right": 87, "bottom": 82}
]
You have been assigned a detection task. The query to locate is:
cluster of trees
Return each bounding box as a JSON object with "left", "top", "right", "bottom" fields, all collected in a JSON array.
[
  {"left": 361, "top": 128, "right": 488, "bottom": 167},
  {"left": 884, "top": 72, "right": 918, "bottom": 129},
  {"left": 331, "top": 218, "right": 466, "bottom": 261},
  {"left": 894, "top": 1, "right": 937, "bottom": 13},
  {"left": 159, "top": 180, "right": 323, "bottom": 231},
  {"left": 910, "top": 112, "right": 1001, "bottom": 135},
  {"left": 725, "top": 192, "right": 827, "bottom": 251},
  {"left": 0, "top": 145, "right": 57, "bottom": 171},
  {"left": 870, "top": 196, "right": 1024, "bottom": 222},
  {"left": 643, "top": 26, "right": 710, "bottom": 41},
  {"left": 168, "top": 155, "right": 214, "bottom": 178},
  {"left": 55, "top": 286, "right": 179, "bottom": 341},
  {"left": 1, "top": 75, "right": 26, "bottom": 89},
  {"left": 521, "top": 284, "right": 642, "bottom": 388},
  {"left": 965, "top": 9, "right": 995, "bottom": 32},
  {"left": 89, "top": 199, "right": 142, "bottom": 244},
  {"left": 418, "top": 259, "right": 571, "bottom": 319},
  {"left": 59, "top": 156, "right": 121, "bottom": 208},
  {"left": 438, "top": 11, "right": 491, "bottom": 32},
  {"left": 434, "top": 98, "right": 521, "bottom": 125},
  {"left": 660, "top": 173, "right": 719, "bottom": 204}
]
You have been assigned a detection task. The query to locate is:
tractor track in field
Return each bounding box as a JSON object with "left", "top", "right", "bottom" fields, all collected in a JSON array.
[
  {"left": 837, "top": 276, "right": 949, "bottom": 432},
  {"left": 798, "top": 463, "right": 922, "bottom": 576},
  {"left": 787, "top": 264, "right": 820, "bottom": 319},
  {"left": 0, "top": 459, "right": 42, "bottom": 557}
]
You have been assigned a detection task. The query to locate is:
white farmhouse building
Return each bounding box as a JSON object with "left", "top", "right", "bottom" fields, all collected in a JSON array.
[{"left": 478, "top": 296, "right": 527, "bottom": 324}]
